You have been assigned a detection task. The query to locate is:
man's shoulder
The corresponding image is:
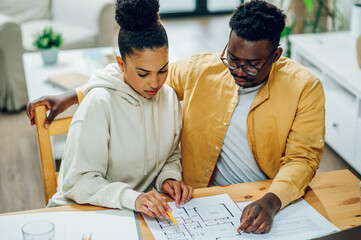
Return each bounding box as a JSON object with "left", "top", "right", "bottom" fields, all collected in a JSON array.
[
  {"left": 275, "top": 57, "right": 320, "bottom": 84},
  {"left": 172, "top": 52, "right": 223, "bottom": 69},
  {"left": 189, "top": 52, "right": 220, "bottom": 61},
  {"left": 190, "top": 52, "right": 223, "bottom": 67},
  {"left": 269, "top": 57, "right": 324, "bottom": 100}
]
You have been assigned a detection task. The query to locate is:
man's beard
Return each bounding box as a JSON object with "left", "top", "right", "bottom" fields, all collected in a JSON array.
[{"left": 231, "top": 72, "right": 256, "bottom": 88}]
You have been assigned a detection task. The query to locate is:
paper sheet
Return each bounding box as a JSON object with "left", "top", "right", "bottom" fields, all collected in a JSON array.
[
  {"left": 142, "top": 194, "right": 243, "bottom": 240},
  {"left": 237, "top": 199, "right": 339, "bottom": 240},
  {"left": 0, "top": 209, "right": 139, "bottom": 240}
]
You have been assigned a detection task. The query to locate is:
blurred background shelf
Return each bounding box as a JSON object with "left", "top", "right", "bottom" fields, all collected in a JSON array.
[{"left": 290, "top": 32, "right": 361, "bottom": 174}]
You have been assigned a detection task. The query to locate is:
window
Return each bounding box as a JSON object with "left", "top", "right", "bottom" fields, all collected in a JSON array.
[
  {"left": 207, "top": 0, "right": 241, "bottom": 12},
  {"left": 159, "top": 0, "right": 196, "bottom": 14},
  {"left": 159, "top": 0, "right": 244, "bottom": 18}
]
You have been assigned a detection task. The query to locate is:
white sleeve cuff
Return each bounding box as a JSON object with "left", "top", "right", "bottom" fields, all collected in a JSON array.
[
  {"left": 120, "top": 188, "right": 142, "bottom": 211},
  {"left": 155, "top": 170, "right": 182, "bottom": 192}
]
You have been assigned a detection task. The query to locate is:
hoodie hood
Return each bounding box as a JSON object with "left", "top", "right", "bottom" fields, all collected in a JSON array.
[{"left": 84, "top": 63, "right": 159, "bottom": 106}]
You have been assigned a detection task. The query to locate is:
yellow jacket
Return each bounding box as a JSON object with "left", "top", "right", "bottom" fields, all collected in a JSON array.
[
  {"left": 166, "top": 53, "right": 325, "bottom": 208},
  {"left": 76, "top": 53, "right": 325, "bottom": 208}
]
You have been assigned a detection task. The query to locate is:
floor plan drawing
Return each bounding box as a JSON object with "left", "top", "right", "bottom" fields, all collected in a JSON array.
[
  {"left": 143, "top": 194, "right": 243, "bottom": 240},
  {"left": 143, "top": 195, "right": 339, "bottom": 240},
  {"left": 236, "top": 199, "right": 339, "bottom": 240}
]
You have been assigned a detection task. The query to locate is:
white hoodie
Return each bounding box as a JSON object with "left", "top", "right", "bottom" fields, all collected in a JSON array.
[{"left": 48, "top": 63, "right": 182, "bottom": 210}]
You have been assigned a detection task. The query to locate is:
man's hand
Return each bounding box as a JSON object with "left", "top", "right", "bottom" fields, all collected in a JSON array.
[
  {"left": 135, "top": 190, "right": 171, "bottom": 219},
  {"left": 26, "top": 90, "right": 78, "bottom": 128},
  {"left": 238, "top": 192, "right": 281, "bottom": 234},
  {"left": 161, "top": 180, "right": 193, "bottom": 207}
]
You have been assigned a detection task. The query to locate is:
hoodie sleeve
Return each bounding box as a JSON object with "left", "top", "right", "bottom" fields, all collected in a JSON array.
[
  {"left": 155, "top": 96, "right": 183, "bottom": 192},
  {"left": 60, "top": 90, "right": 141, "bottom": 210}
]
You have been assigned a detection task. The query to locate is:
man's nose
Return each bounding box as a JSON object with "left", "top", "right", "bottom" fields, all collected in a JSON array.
[{"left": 233, "top": 66, "right": 248, "bottom": 77}]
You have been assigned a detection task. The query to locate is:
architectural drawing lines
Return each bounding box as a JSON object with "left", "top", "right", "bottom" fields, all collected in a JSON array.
[
  {"left": 154, "top": 202, "right": 241, "bottom": 239},
  {"left": 143, "top": 194, "right": 244, "bottom": 240}
]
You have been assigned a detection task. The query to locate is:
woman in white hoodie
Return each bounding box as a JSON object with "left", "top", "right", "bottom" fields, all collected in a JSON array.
[{"left": 48, "top": 0, "right": 193, "bottom": 219}]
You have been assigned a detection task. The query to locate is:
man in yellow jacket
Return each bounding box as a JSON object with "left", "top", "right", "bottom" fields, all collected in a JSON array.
[{"left": 27, "top": 0, "right": 325, "bottom": 235}]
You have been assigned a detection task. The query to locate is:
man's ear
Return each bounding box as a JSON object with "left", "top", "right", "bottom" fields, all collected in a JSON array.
[
  {"left": 274, "top": 48, "right": 283, "bottom": 62},
  {"left": 116, "top": 56, "right": 125, "bottom": 72}
]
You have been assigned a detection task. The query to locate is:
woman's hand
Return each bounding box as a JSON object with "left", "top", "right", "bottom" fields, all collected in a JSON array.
[
  {"left": 161, "top": 180, "right": 194, "bottom": 207},
  {"left": 26, "top": 90, "right": 78, "bottom": 128},
  {"left": 135, "top": 190, "right": 171, "bottom": 219}
]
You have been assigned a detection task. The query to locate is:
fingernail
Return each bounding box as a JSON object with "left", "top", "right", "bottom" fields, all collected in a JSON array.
[
  {"left": 44, "top": 123, "right": 49, "bottom": 128},
  {"left": 237, "top": 229, "right": 241, "bottom": 233},
  {"left": 168, "top": 208, "right": 172, "bottom": 212},
  {"left": 181, "top": 201, "right": 185, "bottom": 205}
]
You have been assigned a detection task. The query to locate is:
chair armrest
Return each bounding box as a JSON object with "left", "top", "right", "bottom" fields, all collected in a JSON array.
[
  {"left": 0, "top": 13, "right": 20, "bottom": 26},
  {"left": 51, "top": 0, "right": 114, "bottom": 30}
]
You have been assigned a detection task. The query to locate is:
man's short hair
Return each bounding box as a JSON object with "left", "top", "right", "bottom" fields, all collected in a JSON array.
[{"left": 229, "top": 0, "right": 286, "bottom": 49}]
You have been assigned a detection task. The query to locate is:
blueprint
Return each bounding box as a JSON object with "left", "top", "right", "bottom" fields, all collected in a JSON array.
[
  {"left": 143, "top": 194, "right": 340, "bottom": 240},
  {"left": 236, "top": 199, "right": 339, "bottom": 240},
  {"left": 142, "top": 194, "right": 242, "bottom": 240}
]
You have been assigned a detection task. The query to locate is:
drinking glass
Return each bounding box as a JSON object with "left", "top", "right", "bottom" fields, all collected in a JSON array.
[{"left": 22, "top": 220, "right": 54, "bottom": 240}]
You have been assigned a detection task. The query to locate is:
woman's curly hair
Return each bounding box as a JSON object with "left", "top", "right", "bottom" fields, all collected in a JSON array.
[{"left": 115, "top": 0, "right": 168, "bottom": 59}]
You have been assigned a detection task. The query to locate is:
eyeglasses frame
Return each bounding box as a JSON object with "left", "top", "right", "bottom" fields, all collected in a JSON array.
[{"left": 220, "top": 43, "right": 278, "bottom": 76}]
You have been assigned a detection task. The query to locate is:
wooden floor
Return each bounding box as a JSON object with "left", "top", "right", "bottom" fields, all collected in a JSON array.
[{"left": 1, "top": 15, "right": 360, "bottom": 214}]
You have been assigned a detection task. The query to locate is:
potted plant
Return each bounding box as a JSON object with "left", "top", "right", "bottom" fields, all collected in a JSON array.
[
  {"left": 279, "top": 0, "right": 344, "bottom": 57},
  {"left": 33, "top": 26, "right": 63, "bottom": 65}
]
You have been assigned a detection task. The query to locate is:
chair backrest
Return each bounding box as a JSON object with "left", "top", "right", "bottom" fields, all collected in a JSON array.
[{"left": 34, "top": 105, "right": 72, "bottom": 204}]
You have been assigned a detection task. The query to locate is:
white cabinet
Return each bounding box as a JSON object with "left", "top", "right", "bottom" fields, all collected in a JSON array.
[
  {"left": 289, "top": 32, "right": 361, "bottom": 174},
  {"left": 357, "top": 120, "right": 361, "bottom": 173},
  {"left": 325, "top": 95, "right": 356, "bottom": 162}
]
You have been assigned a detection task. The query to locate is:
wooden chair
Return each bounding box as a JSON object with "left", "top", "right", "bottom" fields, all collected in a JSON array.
[{"left": 34, "top": 105, "right": 72, "bottom": 204}]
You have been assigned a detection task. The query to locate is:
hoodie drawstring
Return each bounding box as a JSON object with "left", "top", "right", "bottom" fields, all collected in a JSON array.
[
  {"left": 153, "top": 100, "right": 159, "bottom": 177},
  {"left": 140, "top": 101, "right": 148, "bottom": 176},
  {"left": 140, "top": 95, "right": 160, "bottom": 176}
]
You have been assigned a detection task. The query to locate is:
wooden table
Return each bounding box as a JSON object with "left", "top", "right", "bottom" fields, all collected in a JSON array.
[{"left": 2, "top": 170, "right": 361, "bottom": 239}]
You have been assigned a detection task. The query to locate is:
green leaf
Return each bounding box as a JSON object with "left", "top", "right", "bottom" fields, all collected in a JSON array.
[
  {"left": 303, "top": 0, "right": 314, "bottom": 14},
  {"left": 33, "top": 26, "right": 63, "bottom": 49},
  {"left": 281, "top": 26, "right": 290, "bottom": 38}
]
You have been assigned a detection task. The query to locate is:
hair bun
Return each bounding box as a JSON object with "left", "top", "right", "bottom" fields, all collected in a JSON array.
[{"left": 115, "top": 0, "right": 160, "bottom": 32}]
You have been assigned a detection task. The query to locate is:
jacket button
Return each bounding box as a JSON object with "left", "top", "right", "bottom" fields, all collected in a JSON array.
[
  {"left": 205, "top": 169, "right": 210, "bottom": 173},
  {"left": 215, "top": 146, "right": 219, "bottom": 150},
  {"left": 223, "top": 122, "right": 227, "bottom": 126}
]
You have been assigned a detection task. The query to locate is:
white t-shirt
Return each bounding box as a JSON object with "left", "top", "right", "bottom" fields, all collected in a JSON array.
[{"left": 209, "top": 84, "right": 267, "bottom": 186}]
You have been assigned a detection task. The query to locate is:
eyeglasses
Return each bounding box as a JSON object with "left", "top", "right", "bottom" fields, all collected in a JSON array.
[{"left": 220, "top": 43, "right": 277, "bottom": 76}]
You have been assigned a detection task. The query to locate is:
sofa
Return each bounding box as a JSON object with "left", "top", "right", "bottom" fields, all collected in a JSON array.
[{"left": 0, "top": 0, "right": 117, "bottom": 112}]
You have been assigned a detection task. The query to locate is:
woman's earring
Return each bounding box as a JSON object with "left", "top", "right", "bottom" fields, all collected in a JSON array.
[{"left": 116, "top": 56, "right": 125, "bottom": 71}]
